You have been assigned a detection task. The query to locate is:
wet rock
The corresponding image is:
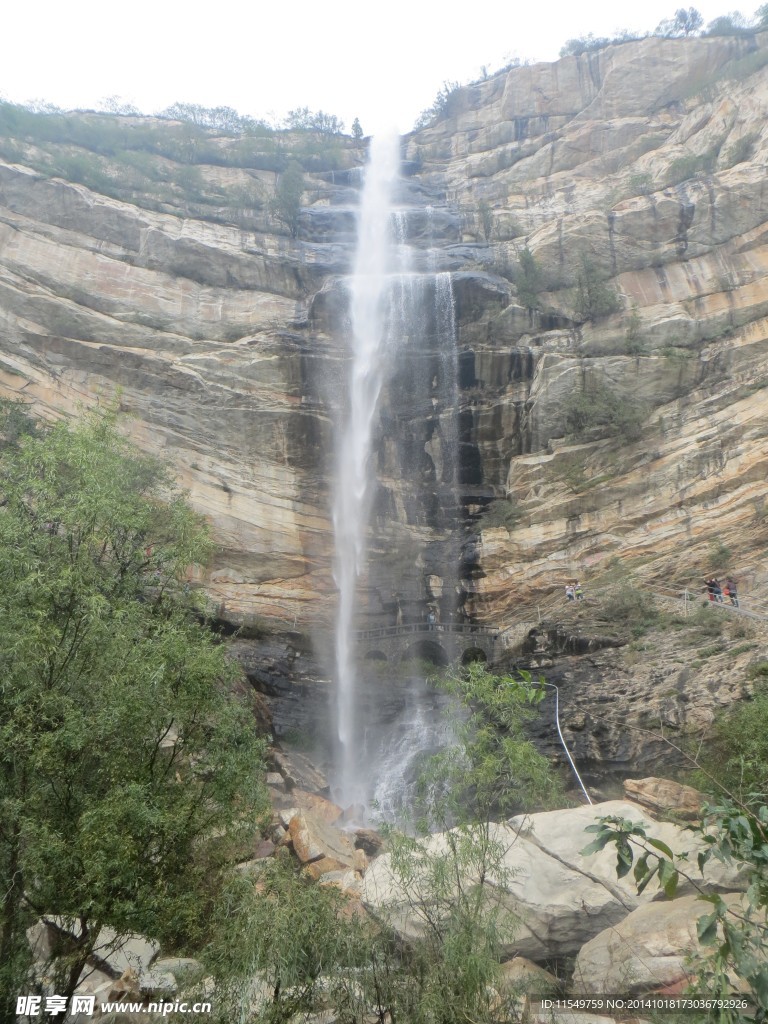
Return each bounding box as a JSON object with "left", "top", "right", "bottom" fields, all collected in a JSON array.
[
  {"left": 291, "top": 788, "right": 343, "bottom": 824},
  {"left": 354, "top": 827, "right": 385, "bottom": 857},
  {"left": 288, "top": 811, "right": 356, "bottom": 867},
  {"left": 271, "top": 747, "right": 330, "bottom": 794}
]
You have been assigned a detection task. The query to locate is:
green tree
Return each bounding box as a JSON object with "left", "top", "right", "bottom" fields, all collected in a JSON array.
[
  {"left": 477, "top": 199, "right": 494, "bottom": 242},
  {"left": 559, "top": 34, "right": 612, "bottom": 57},
  {"left": 351, "top": 117, "right": 364, "bottom": 139},
  {"left": 655, "top": 7, "right": 704, "bottom": 36},
  {"left": 271, "top": 160, "right": 305, "bottom": 238},
  {"left": 418, "top": 664, "right": 564, "bottom": 826},
  {"left": 0, "top": 407, "right": 268, "bottom": 1019},
  {"left": 574, "top": 254, "right": 621, "bottom": 321},
  {"left": 516, "top": 246, "right": 544, "bottom": 312},
  {"left": 563, "top": 372, "right": 645, "bottom": 442},
  {"left": 413, "top": 82, "right": 463, "bottom": 129},
  {"left": 284, "top": 107, "right": 345, "bottom": 134},
  {"left": 706, "top": 12, "right": 752, "bottom": 34},
  {"left": 374, "top": 666, "right": 564, "bottom": 1023}
]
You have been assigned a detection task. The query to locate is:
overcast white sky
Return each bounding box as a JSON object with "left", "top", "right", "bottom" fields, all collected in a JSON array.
[{"left": 2, "top": 0, "right": 755, "bottom": 135}]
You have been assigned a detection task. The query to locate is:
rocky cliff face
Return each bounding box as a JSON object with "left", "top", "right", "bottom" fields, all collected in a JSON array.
[
  {"left": 406, "top": 32, "right": 768, "bottom": 620},
  {"left": 1, "top": 33, "right": 768, "bottom": 638}
]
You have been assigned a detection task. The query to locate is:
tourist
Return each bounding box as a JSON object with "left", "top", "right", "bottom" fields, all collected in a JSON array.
[
  {"left": 724, "top": 576, "right": 739, "bottom": 607},
  {"left": 565, "top": 583, "right": 575, "bottom": 601},
  {"left": 575, "top": 581, "right": 584, "bottom": 600}
]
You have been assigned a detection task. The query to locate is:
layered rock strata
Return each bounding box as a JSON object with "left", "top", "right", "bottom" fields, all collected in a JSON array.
[{"left": 1, "top": 34, "right": 768, "bottom": 633}]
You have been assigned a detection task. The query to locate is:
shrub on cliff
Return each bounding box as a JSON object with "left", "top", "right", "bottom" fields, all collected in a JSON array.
[
  {"left": 573, "top": 255, "right": 621, "bottom": 322},
  {"left": 563, "top": 373, "right": 645, "bottom": 442},
  {"left": 0, "top": 406, "right": 269, "bottom": 1018},
  {"left": 271, "top": 159, "right": 305, "bottom": 238}
]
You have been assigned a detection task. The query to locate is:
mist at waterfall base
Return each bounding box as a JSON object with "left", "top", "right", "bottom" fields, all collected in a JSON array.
[{"left": 330, "top": 133, "right": 462, "bottom": 823}]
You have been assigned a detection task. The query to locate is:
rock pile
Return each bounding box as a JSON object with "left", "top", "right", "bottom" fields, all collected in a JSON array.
[{"left": 28, "top": 777, "right": 750, "bottom": 1022}]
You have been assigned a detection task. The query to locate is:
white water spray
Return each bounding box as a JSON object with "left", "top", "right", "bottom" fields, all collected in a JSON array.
[{"left": 333, "top": 133, "right": 401, "bottom": 804}]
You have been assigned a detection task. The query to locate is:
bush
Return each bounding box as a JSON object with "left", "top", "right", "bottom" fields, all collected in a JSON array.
[
  {"left": 563, "top": 374, "right": 646, "bottom": 442},
  {"left": 473, "top": 497, "right": 520, "bottom": 533},
  {"left": 559, "top": 34, "right": 612, "bottom": 56},
  {"left": 667, "top": 147, "right": 718, "bottom": 183},
  {"left": 414, "top": 81, "right": 464, "bottom": 129},
  {"left": 625, "top": 306, "right": 648, "bottom": 354},
  {"left": 705, "top": 12, "right": 754, "bottom": 35},
  {"left": 271, "top": 160, "right": 305, "bottom": 238},
  {"left": 708, "top": 538, "right": 733, "bottom": 572},
  {"left": 599, "top": 586, "right": 663, "bottom": 634},
  {"left": 696, "top": 681, "right": 768, "bottom": 800},
  {"left": 573, "top": 255, "right": 621, "bottom": 321},
  {"left": 628, "top": 172, "right": 654, "bottom": 195},
  {"left": 516, "top": 246, "right": 545, "bottom": 311}
]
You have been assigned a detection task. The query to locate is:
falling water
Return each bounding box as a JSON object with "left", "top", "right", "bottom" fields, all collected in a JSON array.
[
  {"left": 333, "top": 133, "right": 401, "bottom": 805},
  {"left": 332, "top": 136, "right": 462, "bottom": 816}
]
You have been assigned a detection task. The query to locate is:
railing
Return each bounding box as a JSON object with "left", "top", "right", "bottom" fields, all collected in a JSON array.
[
  {"left": 636, "top": 581, "right": 768, "bottom": 622},
  {"left": 354, "top": 622, "right": 500, "bottom": 641}
]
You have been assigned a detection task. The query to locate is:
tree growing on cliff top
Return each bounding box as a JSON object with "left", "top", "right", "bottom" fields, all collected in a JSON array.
[
  {"left": 0, "top": 406, "right": 268, "bottom": 1019},
  {"left": 655, "top": 7, "right": 704, "bottom": 36}
]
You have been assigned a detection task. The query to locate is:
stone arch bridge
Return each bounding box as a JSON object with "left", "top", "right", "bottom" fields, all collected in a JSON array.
[{"left": 354, "top": 623, "right": 502, "bottom": 667}]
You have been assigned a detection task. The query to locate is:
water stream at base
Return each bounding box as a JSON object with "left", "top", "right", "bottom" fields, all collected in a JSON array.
[{"left": 331, "top": 134, "right": 460, "bottom": 819}]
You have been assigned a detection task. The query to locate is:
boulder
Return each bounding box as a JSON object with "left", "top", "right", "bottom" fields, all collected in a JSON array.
[
  {"left": 302, "top": 855, "right": 355, "bottom": 880},
  {"left": 271, "top": 748, "right": 330, "bottom": 794},
  {"left": 152, "top": 957, "right": 204, "bottom": 983},
  {"left": 278, "top": 807, "right": 300, "bottom": 828},
  {"left": 291, "top": 788, "right": 344, "bottom": 824},
  {"left": 91, "top": 928, "right": 160, "bottom": 979},
  {"left": 318, "top": 869, "right": 363, "bottom": 898},
  {"left": 106, "top": 968, "right": 141, "bottom": 1002},
  {"left": 622, "top": 777, "right": 704, "bottom": 821},
  {"left": 137, "top": 970, "right": 177, "bottom": 996},
  {"left": 354, "top": 827, "right": 385, "bottom": 857},
  {"left": 362, "top": 801, "right": 745, "bottom": 961},
  {"left": 499, "top": 956, "right": 560, "bottom": 995},
  {"left": 288, "top": 811, "right": 355, "bottom": 868},
  {"left": 72, "top": 966, "right": 114, "bottom": 996},
  {"left": 572, "top": 893, "right": 750, "bottom": 996}
]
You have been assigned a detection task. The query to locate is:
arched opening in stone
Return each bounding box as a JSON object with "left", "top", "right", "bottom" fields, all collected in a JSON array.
[
  {"left": 364, "top": 650, "right": 388, "bottom": 662},
  {"left": 401, "top": 639, "right": 449, "bottom": 667},
  {"left": 460, "top": 646, "right": 487, "bottom": 665}
]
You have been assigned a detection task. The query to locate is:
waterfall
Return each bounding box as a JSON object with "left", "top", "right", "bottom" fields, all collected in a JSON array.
[
  {"left": 332, "top": 134, "right": 461, "bottom": 816},
  {"left": 333, "top": 132, "right": 401, "bottom": 806}
]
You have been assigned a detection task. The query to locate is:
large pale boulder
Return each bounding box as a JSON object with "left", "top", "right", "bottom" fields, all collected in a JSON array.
[
  {"left": 572, "top": 892, "right": 749, "bottom": 995},
  {"left": 362, "top": 801, "right": 745, "bottom": 961},
  {"left": 288, "top": 811, "right": 356, "bottom": 869},
  {"left": 622, "top": 777, "right": 705, "bottom": 820}
]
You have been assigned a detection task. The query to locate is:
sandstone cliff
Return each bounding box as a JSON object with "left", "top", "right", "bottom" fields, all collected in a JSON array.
[{"left": 1, "top": 33, "right": 768, "bottom": 634}]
